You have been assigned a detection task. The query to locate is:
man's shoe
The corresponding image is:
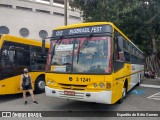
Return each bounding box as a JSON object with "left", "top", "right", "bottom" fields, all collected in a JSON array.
[
  {"left": 24, "top": 101, "right": 27, "bottom": 105},
  {"left": 33, "top": 101, "right": 38, "bottom": 104}
]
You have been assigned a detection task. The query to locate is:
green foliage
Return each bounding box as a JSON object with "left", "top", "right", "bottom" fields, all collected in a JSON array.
[{"left": 71, "top": 0, "right": 160, "bottom": 55}]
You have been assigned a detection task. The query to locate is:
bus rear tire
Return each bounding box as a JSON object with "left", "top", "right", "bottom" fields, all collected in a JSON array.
[
  {"left": 34, "top": 76, "right": 45, "bottom": 93},
  {"left": 137, "top": 74, "right": 141, "bottom": 86}
]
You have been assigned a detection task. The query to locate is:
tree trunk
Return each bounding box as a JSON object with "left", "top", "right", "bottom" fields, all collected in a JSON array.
[
  {"left": 151, "top": 33, "right": 157, "bottom": 54},
  {"left": 145, "top": 33, "right": 160, "bottom": 76}
]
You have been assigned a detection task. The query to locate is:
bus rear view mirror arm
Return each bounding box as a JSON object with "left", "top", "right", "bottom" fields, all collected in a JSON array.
[
  {"left": 42, "top": 37, "right": 55, "bottom": 53},
  {"left": 42, "top": 38, "right": 46, "bottom": 53}
]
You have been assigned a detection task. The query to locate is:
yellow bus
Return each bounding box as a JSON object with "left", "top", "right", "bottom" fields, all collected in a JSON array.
[
  {"left": 0, "top": 34, "right": 49, "bottom": 95},
  {"left": 44, "top": 22, "right": 144, "bottom": 104}
]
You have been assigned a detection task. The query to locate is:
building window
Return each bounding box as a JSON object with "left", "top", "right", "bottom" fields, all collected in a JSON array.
[
  {"left": 16, "top": 6, "right": 32, "bottom": 11},
  {"left": 39, "top": 30, "right": 48, "bottom": 38},
  {"left": 20, "top": 28, "right": 29, "bottom": 37},
  {"left": 0, "top": 4, "right": 12, "bottom": 8},
  {"left": 54, "top": 0, "right": 64, "bottom": 4},
  {"left": 69, "top": 15, "right": 81, "bottom": 20},
  {"left": 0, "top": 26, "right": 9, "bottom": 34},
  {"left": 53, "top": 12, "right": 64, "bottom": 16},
  {"left": 36, "top": 0, "right": 50, "bottom": 4},
  {"left": 41, "top": 0, "right": 50, "bottom": 2},
  {"left": 36, "top": 9, "right": 50, "bottom": 14}
]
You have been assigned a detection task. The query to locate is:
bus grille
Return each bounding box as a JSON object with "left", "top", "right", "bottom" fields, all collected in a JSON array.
[{"left": 58, "top": 83, "right": 87, "bottom": 90}]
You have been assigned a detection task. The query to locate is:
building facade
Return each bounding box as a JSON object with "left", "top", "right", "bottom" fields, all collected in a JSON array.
[{"left": 0, "top": 0, "right": 82, "bottom": 40}]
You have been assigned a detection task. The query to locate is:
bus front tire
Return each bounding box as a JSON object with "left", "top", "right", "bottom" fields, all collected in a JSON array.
[
  {"left": 118, "top": 87, "right": 127, "bottom": 104},
  {"left": 34, "top": 77, "right": 45, "bottom": 93}
]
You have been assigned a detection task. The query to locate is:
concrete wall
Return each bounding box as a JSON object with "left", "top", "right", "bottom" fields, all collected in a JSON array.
[{"left": 0, "top": 0, "right": 82, "bottom": 41}]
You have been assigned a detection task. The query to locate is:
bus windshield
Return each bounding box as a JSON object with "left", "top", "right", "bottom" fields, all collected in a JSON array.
[{"left": 49, "top": 36, "right": 111, "bottom": 74}]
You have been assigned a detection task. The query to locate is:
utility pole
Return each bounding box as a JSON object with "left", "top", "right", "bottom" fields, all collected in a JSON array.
[{"left": 64, "top": 0, "right": 68, "bottom": 26}]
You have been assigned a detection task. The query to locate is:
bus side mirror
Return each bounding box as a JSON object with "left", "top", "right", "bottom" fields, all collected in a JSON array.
[{"left": 42, "top": 38, "right": 45, "bottom": 53}]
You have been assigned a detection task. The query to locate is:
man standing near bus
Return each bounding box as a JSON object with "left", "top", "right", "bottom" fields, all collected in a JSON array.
[{"left": 20, "top": 68, "right": 38, "bottom": 105}]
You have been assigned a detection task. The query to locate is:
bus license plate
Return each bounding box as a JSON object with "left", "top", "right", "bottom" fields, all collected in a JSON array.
[{"left": 64, "top": 91, "right": 75, "bottom": 96}]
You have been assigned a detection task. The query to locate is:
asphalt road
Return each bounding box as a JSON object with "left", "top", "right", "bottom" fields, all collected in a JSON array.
[{"left": 0, "top": 85, "right": 160, "bottom": 120}]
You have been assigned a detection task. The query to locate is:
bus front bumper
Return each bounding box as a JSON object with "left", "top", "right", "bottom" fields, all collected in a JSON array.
[{"left": 45, "top": 86, "right": 112, "bottom": 104}]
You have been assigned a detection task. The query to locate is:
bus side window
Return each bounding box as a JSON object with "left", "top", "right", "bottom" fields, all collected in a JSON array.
[
  {"left": 1, "top": 46, "right": 15, "bottom": 66},
  {"left": 31, "top": 46, "right": 48, "bottom": 71},
  {"left": 16, "top": 50, "right": 30, "bottom": 66},
  {"left": 117, "top": 36, "right": 124, "bottom": 61},
  {"left": 114, "top": 32, "right": 118, "bottom": 60},
  {"left": 114, "top": 31, "right": 124, "bottom": 61},
  {"left": 12, "top": 43, "right": 30, "bottom": 67}
]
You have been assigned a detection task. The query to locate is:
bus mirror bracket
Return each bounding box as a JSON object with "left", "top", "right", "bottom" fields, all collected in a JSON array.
[{"left": 42, "top": 38, "right": 46, "bottom": 53}]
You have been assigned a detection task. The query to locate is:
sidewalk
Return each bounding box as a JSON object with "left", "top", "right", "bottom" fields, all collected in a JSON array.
[{"left": 140, "top": 77, "right": 160, "bottom": 88}]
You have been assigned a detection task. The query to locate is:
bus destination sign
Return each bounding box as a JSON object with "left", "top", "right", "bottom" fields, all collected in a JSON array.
[{"left": 52, "top": 25, "right": 112, "bottom": 37}]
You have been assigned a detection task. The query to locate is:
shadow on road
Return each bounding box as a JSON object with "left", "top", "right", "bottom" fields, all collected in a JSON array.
[
  {"left": 0, "top": 91, "right": 44, "bottom": 104},
  {"left": 0, "top": 93, "right": 22, "bottom": 104},
  {"left": 52, "top": 99, "right": 122, "bottom": 112}
]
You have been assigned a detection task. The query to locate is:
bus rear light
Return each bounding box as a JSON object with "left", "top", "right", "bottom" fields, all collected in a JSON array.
[
  {"left": 106, "top": 83, "right": 111, "bottom": 89},
  {"left": 0, "top": 85, "right": 5, "bottom": 87}
]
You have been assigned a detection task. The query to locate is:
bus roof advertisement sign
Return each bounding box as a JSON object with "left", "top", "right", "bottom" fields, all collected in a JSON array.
[{"left": 52, "top": 25, "right": 112, "bottom": 37}]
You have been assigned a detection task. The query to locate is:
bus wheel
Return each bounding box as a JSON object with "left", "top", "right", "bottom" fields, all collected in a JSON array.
[
  {"left": 118, "top": 87, "right": 127, "bottom": 104},
  {"left": 35, "top": 77, "right": 45, "bottom": 93},
  {"left": 137, "top": 74, "right": 141, "bottom": 86}
]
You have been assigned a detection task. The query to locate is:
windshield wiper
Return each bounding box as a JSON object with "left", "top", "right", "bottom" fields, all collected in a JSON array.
[
  {"left": 76, "top": 33, "right": 93, "bottom": 63},
  {"left": 51, "top": 36, "right": 63, "bottom": 54},
  {"left": 50, "top": 36, "right": 63, "bottom": 64}
]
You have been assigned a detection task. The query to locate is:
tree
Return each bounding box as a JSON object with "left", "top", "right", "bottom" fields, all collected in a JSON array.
[{"left": 71, "top": 0, "right": 160, "bottom": 74}]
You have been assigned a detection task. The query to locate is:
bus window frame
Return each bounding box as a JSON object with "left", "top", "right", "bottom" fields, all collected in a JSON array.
[
  {"left": 48, "top": 33, "right": 113, "bottom": 75},
  {"left": 0, "top": 40, "right": 49, "bottom": 71},
  {"left": 1, "top": 41, "right": 17, "bottom": 67}
]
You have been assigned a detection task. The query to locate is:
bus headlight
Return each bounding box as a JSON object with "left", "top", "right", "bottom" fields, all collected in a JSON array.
[
  {"left": 93, "top": 83, "right": 98, "bottom": 88},
  {"left": 99, "top": 83, "right": 105, "bottom": 88},
  {"left": 51, "top": 81, "right": 55, "bottom": 85},
  {"left": 47, "top": 80, "right": 51, "bottom": 84}
]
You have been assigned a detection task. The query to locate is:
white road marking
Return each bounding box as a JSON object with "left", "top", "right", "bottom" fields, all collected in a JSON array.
[
  {"left": 147, "top": 92, "right": 160, "bottom": 101},
  {"left": 140, "top": 84, "right": 160, "bottom": 88}
]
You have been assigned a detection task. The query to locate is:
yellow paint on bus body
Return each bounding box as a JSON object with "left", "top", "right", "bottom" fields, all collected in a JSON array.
[
  {"left": 46, "top": 64, "right": 132, "bottom": 104},
  {"left": 0, "top": 72, "right": 45, "bottom": 94}
]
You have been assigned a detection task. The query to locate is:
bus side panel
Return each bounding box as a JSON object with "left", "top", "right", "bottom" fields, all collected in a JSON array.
[
  {"left": 130, "top": 64, "right": 144, "bottom": 90},
  {"left": 111, "top": 63, "right": 132, "bottom": 104},
  {"left": 0, "top": 72, "right": 44, "bottom": 95},
  {"left": 0, "top": 76, "right": 19, "bottom": 95}
]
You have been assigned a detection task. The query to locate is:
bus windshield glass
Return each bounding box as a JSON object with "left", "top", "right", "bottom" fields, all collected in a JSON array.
[{"left": 49, "top": 36, "right": 111, "bottom": 74}]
